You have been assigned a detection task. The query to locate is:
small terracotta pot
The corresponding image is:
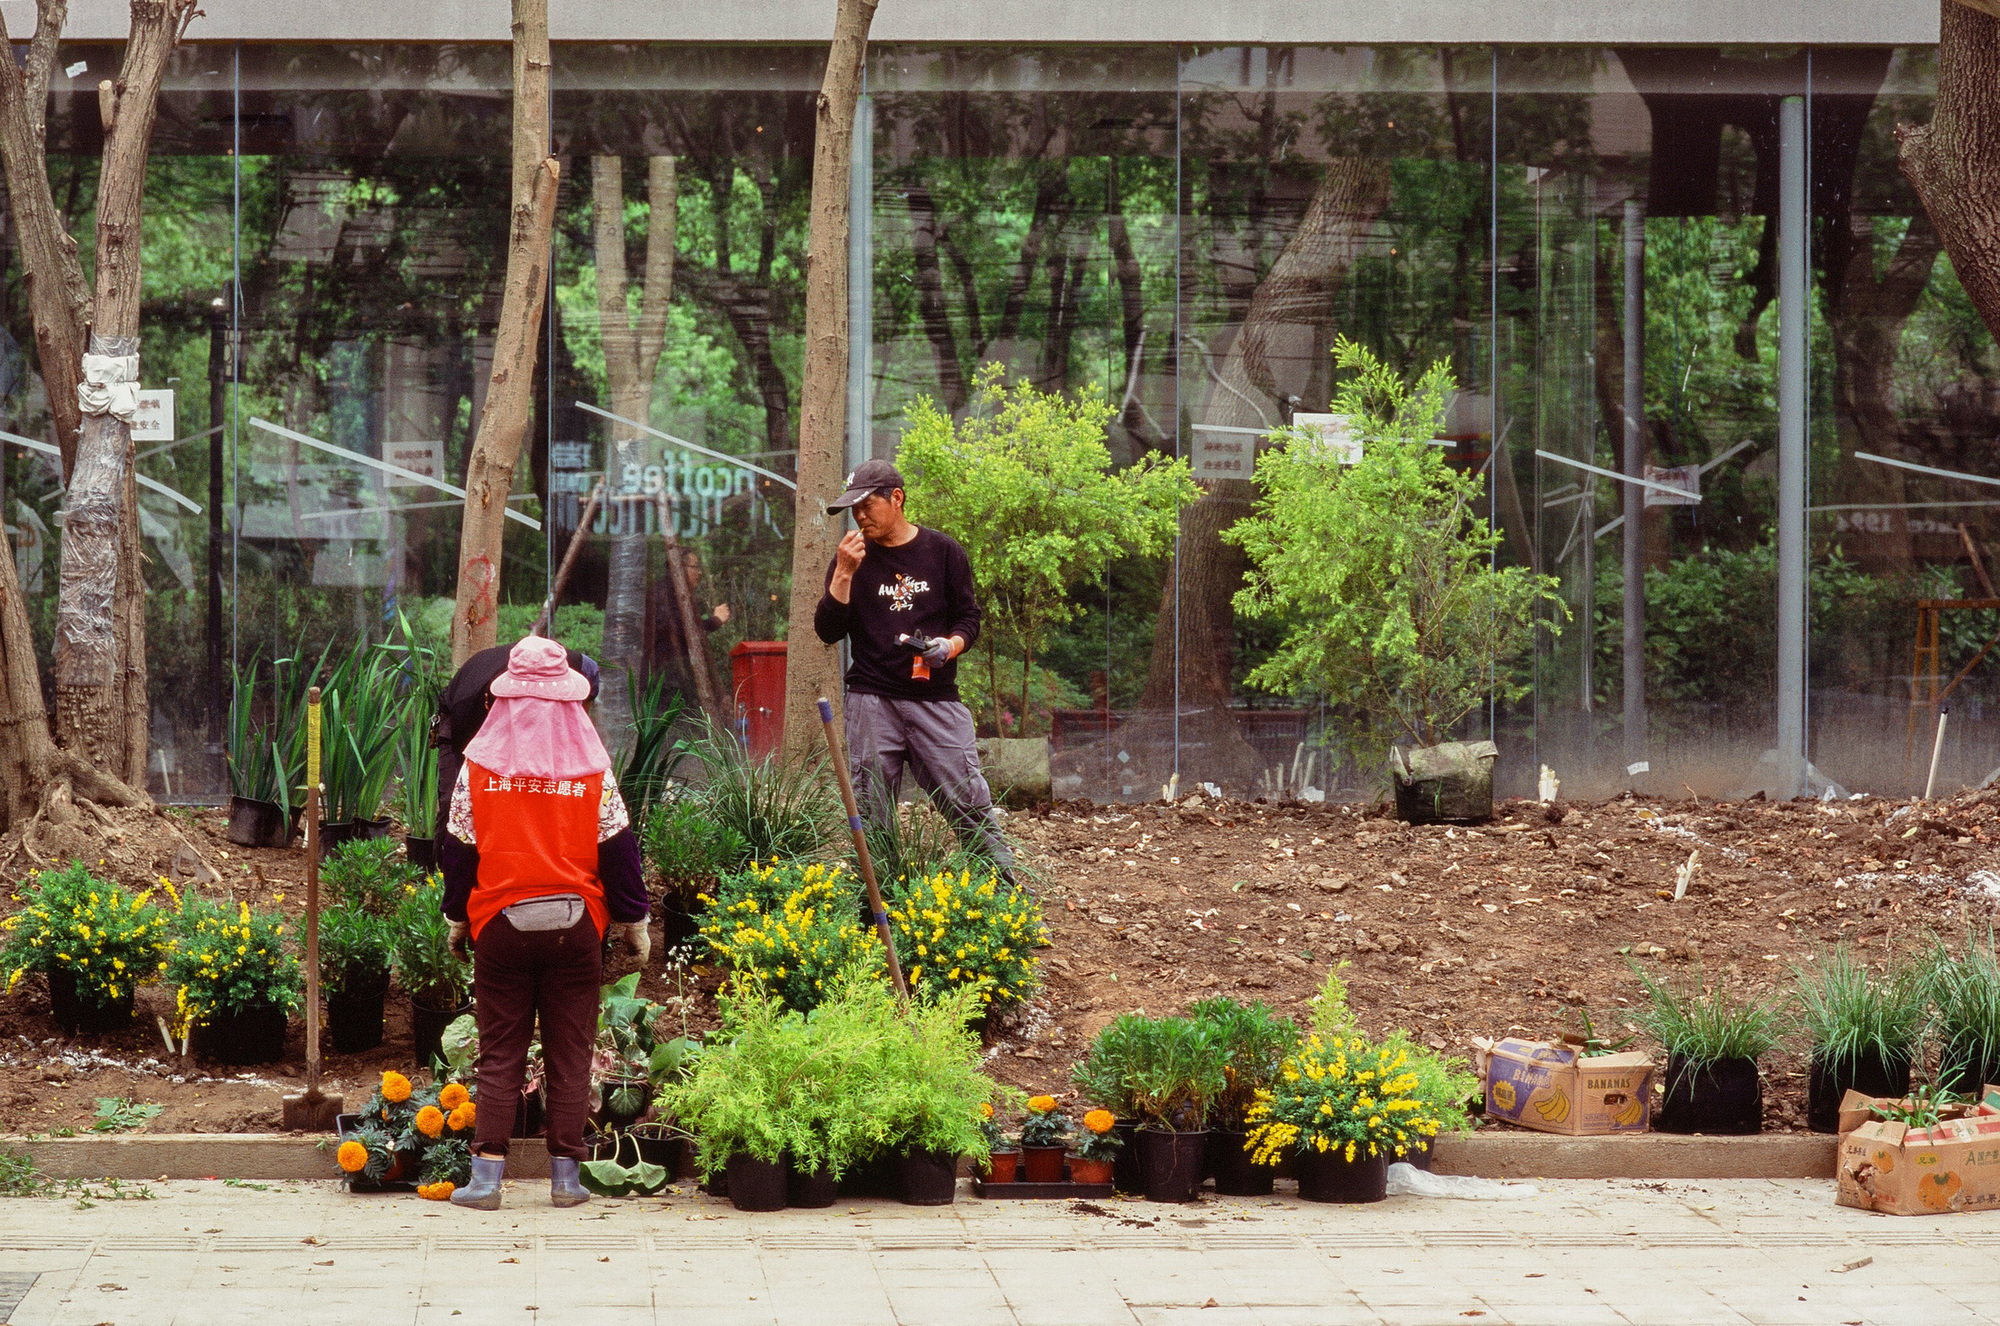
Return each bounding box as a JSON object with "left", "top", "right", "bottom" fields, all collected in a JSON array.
[
  {"left": 983, "top": 1150, "right": 1021, "bottom": 1183},
  {"left": 1022, "top": 1145, "right": 1066, "bottom": 1184},
  {"left": 1069, "top": 1156, "right": 1114, "bottom": 1185}
]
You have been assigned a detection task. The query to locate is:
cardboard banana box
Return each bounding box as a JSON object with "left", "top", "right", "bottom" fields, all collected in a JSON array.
[
  {"left": 1472, "top": 1037, "right": 1654, "bottom": 1136},
  {"left": 1836, "top": 1085, "right": 2000, "bottom": 1217}
]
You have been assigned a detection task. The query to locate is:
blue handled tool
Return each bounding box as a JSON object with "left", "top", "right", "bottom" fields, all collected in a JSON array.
[{"left": 817, "top": 697, "right": 909, "bottom": 999}]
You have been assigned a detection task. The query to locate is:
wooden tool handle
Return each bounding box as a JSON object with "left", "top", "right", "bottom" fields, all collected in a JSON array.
[{"left": 818, "top": 697, "right": 908, "bottom": 999}]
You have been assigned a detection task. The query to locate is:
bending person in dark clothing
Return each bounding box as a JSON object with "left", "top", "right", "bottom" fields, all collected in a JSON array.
[
  {"left": 437, "top": 636, "right": 650, "bottom": 1210},
  {"left": 812, "top": 457, "right": 1014, "bottom": 879}
]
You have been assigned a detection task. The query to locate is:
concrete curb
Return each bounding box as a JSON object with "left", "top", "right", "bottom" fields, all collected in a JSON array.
[
  {"left": 6, "top": 1130, "right": 1833, "bottom": 1183},
  {"left": 1435, "top": 1131, "right": 1836, "bottom": 1180}
]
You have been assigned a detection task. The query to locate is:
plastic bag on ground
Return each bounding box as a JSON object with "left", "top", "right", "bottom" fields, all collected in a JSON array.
[{"left": 1385, "top": 1162, "right": 1539, "bottom": 1200}]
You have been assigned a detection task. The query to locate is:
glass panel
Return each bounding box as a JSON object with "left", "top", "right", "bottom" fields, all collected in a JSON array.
[
  {"left": 552, "top": 47, "right": 821, "bottom": 743},
  {"left": 1174, "top": 46, "right": 1493, "bottom": 800},
  {"left": 1497, "top": 47, "right": 1809, "bottom": 797},
  {"left": 869, "top": 47, "right": 1178, "bottom": 796},
  {"left": 232, "top": 43, "right": 525, "bottom": 736},
  {"left": 1811, "top": 48, "right": 1998, "bottom": 796},
  {"left": 0, "top": 45, "right": 234, "bottom": 798}
]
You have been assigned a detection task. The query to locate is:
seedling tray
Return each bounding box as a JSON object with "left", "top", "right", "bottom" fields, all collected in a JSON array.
[{"left": 971, "top": 1179, "right": 1114, "bottom": 1199}]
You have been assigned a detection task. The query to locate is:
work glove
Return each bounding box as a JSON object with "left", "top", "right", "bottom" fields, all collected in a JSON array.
[
  {"left": 617, "top": 920, "right": 652, "bottom": 967},
  {"left": 448, "top": 920, "right": 471, "bottom": 962},
  {"left": 921, "top": 636, "right": 957, "bottom": 669}
]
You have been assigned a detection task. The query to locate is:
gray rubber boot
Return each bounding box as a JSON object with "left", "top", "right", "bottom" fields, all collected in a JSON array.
[
  {"left": 451, "top": 1154, "right": 505, "bottom": 1210},
  {"left": 549, "top": 1156, "right": 590, "bottom": 1208}
]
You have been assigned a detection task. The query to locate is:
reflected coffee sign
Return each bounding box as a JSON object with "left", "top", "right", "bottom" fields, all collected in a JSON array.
[{"left": 549, "top": 439, "right": 770, "bottom": 539}]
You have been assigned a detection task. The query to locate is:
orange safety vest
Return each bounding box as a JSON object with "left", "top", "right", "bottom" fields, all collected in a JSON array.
[{"left": 463, "top": 760, "right": 609, "bottom": 941}]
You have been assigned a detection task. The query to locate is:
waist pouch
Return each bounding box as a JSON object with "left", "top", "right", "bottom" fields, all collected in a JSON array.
[{"left": 502, "top": 894, "right": 587, "bottom": 932}]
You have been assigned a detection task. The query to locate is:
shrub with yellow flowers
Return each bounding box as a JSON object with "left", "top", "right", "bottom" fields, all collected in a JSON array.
[
  {"left": 1244, "top": 1032, "right": 1443, "bottom": 1166},
  {"left": 885, "top": 867, "right": 1043, "bottom": 1014},
  {"left": 160, "top": 892, "right": 300, "bottom": 1027},
  {"left": 697, "top": 861, "right": 878, "bottom": 1012},
  {"left": 2, "top": 863, "right": 166, "bottom": 1017}
]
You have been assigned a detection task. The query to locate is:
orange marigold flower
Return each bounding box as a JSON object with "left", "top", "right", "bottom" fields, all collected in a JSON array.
[
  {"left": 439, "top": 1083, "right": 470, "bottom": 1110},
  {"left": 415, "top": 1106, "right": 446, "bottom": 1138},
  {"left": 1027, "top": 1095, "right": 1057, "bottom": 1113},
  {"left": 418, "top": 1181, "right": 455, "bottom": 1201},
  {"left": 336, "top": 1140, "right": 368, "bottom": 1173},
  {"left": 1084, "top": 1109, "right": 1116, "bottom": 1135},
  {"left": 448, "top": 1104, "right": 475, "bottom": 1132},
  {"left": 381, "top": 1071, "right": 412, "bottom": 1103},
  {"left": 980, "top": 1102, "right": 994, "bottom": 1119}
]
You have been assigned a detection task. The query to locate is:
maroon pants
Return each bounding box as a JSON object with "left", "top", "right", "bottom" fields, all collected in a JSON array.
[{"left": 469, "top": 912, "right": 602, "bottom": 1161}]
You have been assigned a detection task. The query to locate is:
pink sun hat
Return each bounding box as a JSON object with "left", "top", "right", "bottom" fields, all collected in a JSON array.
[{"left": 488, "top": 634, "right": 592, "bottom": 702}]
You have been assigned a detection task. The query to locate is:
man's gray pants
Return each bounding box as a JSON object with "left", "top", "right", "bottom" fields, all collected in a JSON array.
[{"left": 844, "top": 692, "right": 1014, "bottom": 875}]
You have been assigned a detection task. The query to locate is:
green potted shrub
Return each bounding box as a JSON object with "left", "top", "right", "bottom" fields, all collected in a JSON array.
[
  {"left": 1018, "top": 1094, "right": 1072, "bottom": 1183},
  {"left": 320, "top": 903, "right": 393, "bottom": 1053},
  {"left": 1629, "top": 962, "right": 1785, "bottom": 1135},
  {"left": 1225, "top": 338, "right": 1564, "bottom": 821},
  {"left": 1072, "top": 1012, "right": 1151, "bottom": 1194},
  {"left": 1790, "top": 944, "right": 1928, "bottom": 1132},
  {"left": 1245, "top": 1030, "right": 1444, "bottom": 1203},
  {"left": 644, "top": 792, "right": 749, "bottom": 947},
  {"left": 865, "top": 981, "right": 996, "bottom": 1205},
  {"left": 1926, "top": 926, "right": 2000, "bottom": 1096},
  {"left": 164, "top": 894, "right": 301, "bottom": 1064},
  {"left": 2, "top": 863, "right": 166, "bottom": 1034},
  {"left": 1191, "top": 996, "right": 1301, "bottom": 1196},
  {"left": 1125, "top": 1015, "right": 1228, "bottom": 1203},
  {"left": 322, "top": 837, "right": 421, "bottom": 917},
  {"left": 390, "top": 875, "right": 471, "bottom": 1069}
]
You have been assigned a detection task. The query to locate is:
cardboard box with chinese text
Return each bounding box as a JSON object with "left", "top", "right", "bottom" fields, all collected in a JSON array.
[
  {"left": 1836, "top": 1087, "right": 2000, "bottom": 1216},
  {"left": 1472, "top": 1037, "right": 1654, "bottom": 1136}
]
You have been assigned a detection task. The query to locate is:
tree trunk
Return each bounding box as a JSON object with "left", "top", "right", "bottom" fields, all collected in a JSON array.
[
  {"left": 781, "top": 0, "right": 879, "bottom": 758},
  {"left": 1901, "top": 2, "right": 2000, "bottom": 344},
  {"left": 449, "top": 0, "right": 556, "bottom": 667},
  {"left": 0, "top": 2, "right": 89, "bottom": 482},
  {"left": 594, "top": 154, "right": 677, "bottom": 745},
  {"left": 51, "top": 0, "right": 197, "bottom": 785},
  {"left": 0, "top": 524, "right": 54, "bottom": 831},
  {"left": 1133, "top": 157, "right": 1392, "bottom": 789}
]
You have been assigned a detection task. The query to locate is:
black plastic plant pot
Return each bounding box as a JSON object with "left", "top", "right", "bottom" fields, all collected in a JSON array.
[
  {"left": 356, "top": 817, "right": 395, "bottom": 842},
  {"left": 194, "top": 1001, "right": 290, "bottom": 1065},
  {"left": 595, "top": 1077, "right": 654, "bottom": 1133},
  {"left": 1404, "top": 1137, "right": 1436, "bottom": 1173},
  {"left": 1136, "top": 1128, "right": 1208, "bottom": 1203},
  {"left": 1938, "top": 1040, "right": 2000, "bottom": 1097},
  {"left": 325, "top": 982, "right": 389, "bottom": 1054},
  {"left": 45, "top": 969, "right": 134, "bottom": 1035},
  {"left": 318, "top": 821, "right": 358, "bottom": 860},
  {"left": 1807, "top": 1047, "right": 1913, "bottom": 1134},
  {"left": 1208, "top": 1129, "right": 1273, "bottom": 1197},
  {"left": 1295, "top": 1146, "right": 1389, "bottom": 1204},
  {"left": 1111, "top": 1119, "right": 1143, "bottom": 1195},
  {"left": 404, "top": 836, "right": 437, "bottom": 872},
  {"left": 631, "top": 1129, "right": 691, "bottom": 1178},
  {"left": 410, "top": 997, "right": 471, "bottom": 1071},
  {"left": 1655, "top": 1055, "right": 1762, "bottom": 1135},
  {"left": 725, "top": 1153, "right": 788, "bottom": 1211},
  {"left": 895, "top": 1148, "right": 959, "bottom": 1206},
  {"left": 788, "top": 1161, "right": 838, "bottom": 1208},
  {"left": 657, "top": 895, "right": 702, "bottom": 948},
  {"left": 227, "top": 795, "right": 293, "bottom": 849}
]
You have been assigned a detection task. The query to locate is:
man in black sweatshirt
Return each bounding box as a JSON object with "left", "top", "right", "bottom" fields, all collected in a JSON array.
[{"left": 813, "top": 458, "right": 1014, "bottom": 877}]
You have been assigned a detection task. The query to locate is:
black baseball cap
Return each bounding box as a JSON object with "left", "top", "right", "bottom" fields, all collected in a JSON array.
[{"left": 828, "top": 458, "right": 906, "bottom": 510}]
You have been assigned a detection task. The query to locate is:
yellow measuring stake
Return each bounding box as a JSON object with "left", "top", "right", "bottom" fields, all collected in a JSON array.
[{"left": 307, "top": 692, "right": 322, "bottom": 790}]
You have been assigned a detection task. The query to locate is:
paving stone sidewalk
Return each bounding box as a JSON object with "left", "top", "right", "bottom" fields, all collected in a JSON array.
[{"left": 2, "top": 1177, "right": 1996, "bottom": 1325}]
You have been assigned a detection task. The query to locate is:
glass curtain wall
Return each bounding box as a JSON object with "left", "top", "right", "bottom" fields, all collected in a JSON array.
[{"left": 1, "top": 41, "right": 1988, "bottom": 804}]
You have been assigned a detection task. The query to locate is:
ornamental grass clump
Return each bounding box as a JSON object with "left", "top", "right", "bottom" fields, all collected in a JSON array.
[
  {"left": 1789, "top": 943, "right": 1927, "bottom": 1075},
  {"left": 1627, "top": 962, "right": 1786, "bottom": 1068},
  {"left": 1245, "top": 1032, "right": 1441, "bottom": 1165},
  {"left": 161, "top": 892, "right": 300, "bottom": 1026},
  {"left": 1924, "top": 925, "right": 2000, "bottom": 1092},
  {"left": 2, "top": 863, "right": 166, "bottom": 1012}
]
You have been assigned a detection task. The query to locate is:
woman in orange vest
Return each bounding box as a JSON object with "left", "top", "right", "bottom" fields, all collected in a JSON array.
[{"left": 436, "top": 636, "right": 651, "bottom": 1209}]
